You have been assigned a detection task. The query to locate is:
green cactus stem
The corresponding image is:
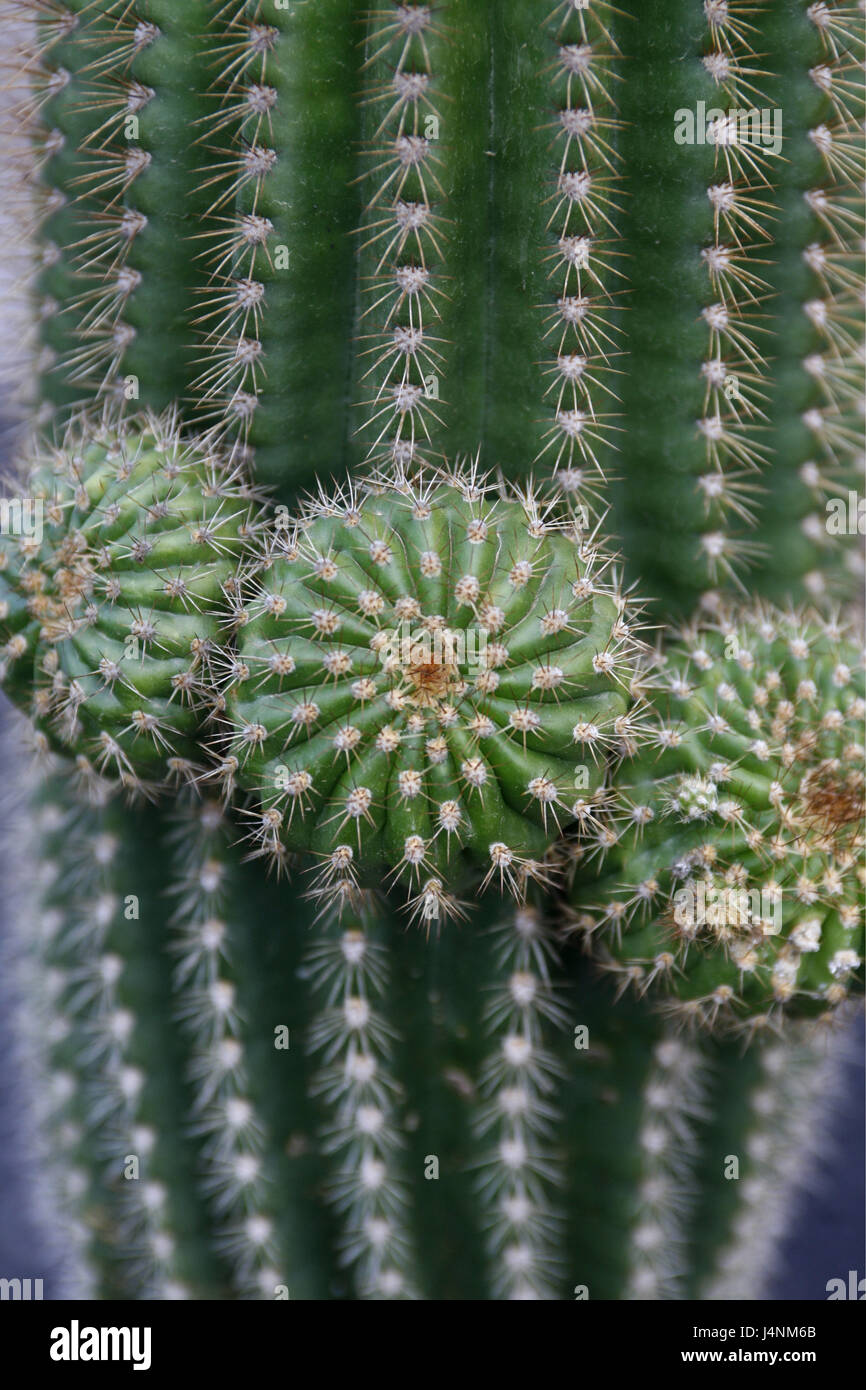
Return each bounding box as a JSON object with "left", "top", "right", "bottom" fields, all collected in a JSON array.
[
  {"left": 610, "top": 0, "right": 864, "bottom": 614},
  {"left": 4, "top": 0, "right": 860, "bottom": 596},
  {"left": 7, "top": 786, "right": 849, "bottom": 1301}
]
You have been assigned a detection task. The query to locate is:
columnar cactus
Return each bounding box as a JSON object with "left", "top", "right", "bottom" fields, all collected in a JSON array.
[{"left": 0, "top": 0, "right": 862, "bottom": 1302}]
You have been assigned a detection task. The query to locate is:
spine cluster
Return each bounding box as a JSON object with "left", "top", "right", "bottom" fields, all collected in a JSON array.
[
  {"left": 567, "top": 604, "right": 865, "bottom": 1033},
  {"left": 220, "top": 463, "right": 643, "bottom": 919}
]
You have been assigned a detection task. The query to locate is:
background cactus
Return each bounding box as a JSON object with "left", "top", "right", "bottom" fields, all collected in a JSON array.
[{"left": 0, "top": 0, "right": 862, "bottom": 1302}]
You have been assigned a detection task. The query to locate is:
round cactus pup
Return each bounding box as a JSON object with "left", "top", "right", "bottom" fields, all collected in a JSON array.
[
  {"left": 567, "top": 605, "right": 865, "bottom": 1034},
  {"left": 0, "top": 413, "right": 258, "bottom": 788},
  {"left": 219, "top": 466, "right": 646, "bottom": 921}
]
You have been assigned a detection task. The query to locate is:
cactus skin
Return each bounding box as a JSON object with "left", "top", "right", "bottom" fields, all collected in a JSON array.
[
  {"left": 567, "top": 605, "right": 865, "bottom": 1031},
  {"left": 0, "top": 0, "right": 863, "bottom": 1303},
  {"left": 682, "top": 1027, "right": 852, "bottom": 1299},
  {"left": 9, "top": 803, "right": 848, "bottom": 1300},
  {"left": 7, "top": 754, "right": 230, "bottom": 1298}
]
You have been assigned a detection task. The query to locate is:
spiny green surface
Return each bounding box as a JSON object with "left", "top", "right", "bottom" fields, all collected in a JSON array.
[
  {"left": 611, "top": 0, "right": 863, "bottom": 615},
  {"left": 2, "top": 0, "right": 863, "bottom": 1304},
  {"left": 757, "top": 0, "right": 865, "bottom": 604},
  {"left": 29, "top": 769, "right": 229, "bottom": 1298}
]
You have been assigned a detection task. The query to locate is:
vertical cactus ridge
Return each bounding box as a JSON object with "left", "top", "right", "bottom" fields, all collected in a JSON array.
[
  {"left": 2, "top": 747, "right": 102, "bottom": 1297},
  {"left": 80, "top": 1, "right": 222, "bottom": 411},
  {"left": 544, "top": 964, "right": 706, "bottom": 1301},
  {"left": 755, "top": 0, "right": 865, "bottom": 605},
  {"left": 611, "top": 0, "right": 781, "bottom": 615},
  {"left": 165, "top": 793, "right": 291, "bottom": 1299},
  {"left": 11, "top": 2, "right": 224, "bottom": 419},
  {"left": 469, "top": 898, "right": 568, "bottom": 1301},
  {"left": 14, "top": 757, "right": 230, "bottom": 1298},
  {"left": 191, "top": 0, "right": 364, "bottom": 493},
  {"left": 535, "top": 0, "right": 624, "bottom": 500},
  {"left": 352, "top": 2, "right": 448, "bottom": 477},
  {"left": 304, "top": 900, "right": 423, "bottom": 1299},
  {"left": 373, "top": 890, "right": 505, "bottom": 1301},
  {"left": 616, "top": 1033, "right": 706, "bottom": 1301},
  {"left": 4, "top": 0, "right": 96, "bottom": 423}
]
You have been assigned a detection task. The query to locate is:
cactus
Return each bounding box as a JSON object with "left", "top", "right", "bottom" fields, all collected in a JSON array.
[
  {"left": 1, "top": 415, "right": 256, "bottom": 785},
  {"left": 566, "top": 604, "right": 865, "bottom": 1031},
  {"left": 220, "top": 462, "right": 645, "bottom": 916},
  {"left": 0, "top": 0, "right": 863, "bottom": 1302}
]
